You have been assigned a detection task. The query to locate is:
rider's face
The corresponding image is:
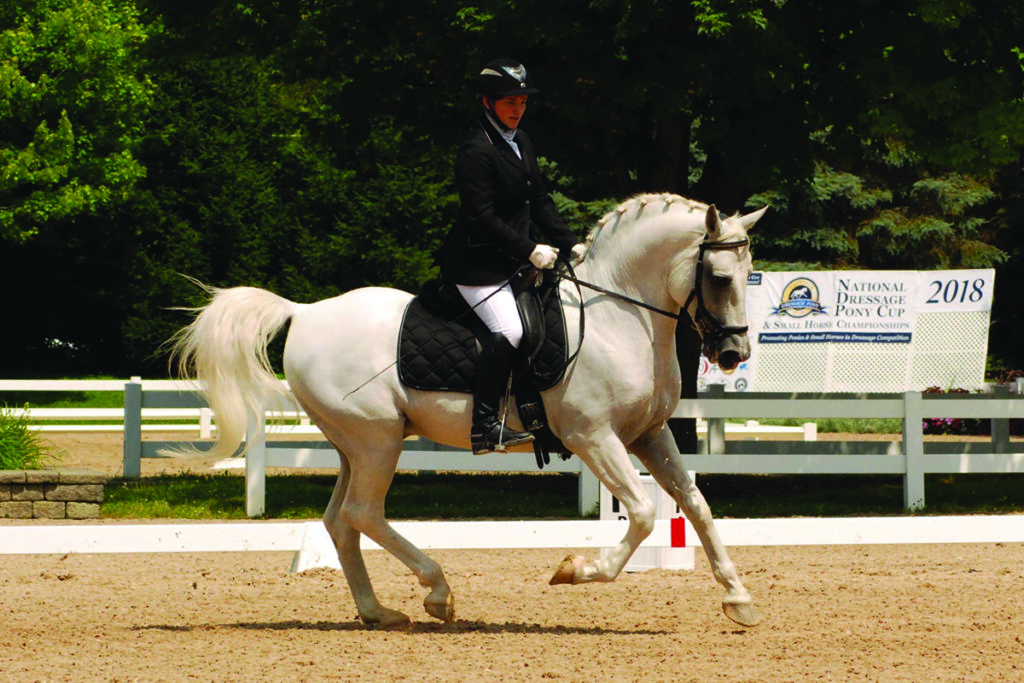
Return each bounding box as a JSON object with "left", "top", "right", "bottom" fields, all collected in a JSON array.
[{"left": 489, "top": 95, "right": 528, "bottom": 130}]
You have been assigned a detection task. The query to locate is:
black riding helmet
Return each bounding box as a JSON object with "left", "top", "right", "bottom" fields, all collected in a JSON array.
[
  {"left": 474, "top": 58, "right": 539, "bottom": 99},
  {"left": 474, "top": 58, "right": 538, "bottom": 131}
]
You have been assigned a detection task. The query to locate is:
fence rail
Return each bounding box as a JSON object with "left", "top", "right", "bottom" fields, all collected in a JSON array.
[
  {"left": 680, "top": 384, "right": 1024, "bottom": 510},
  {"left": 4, "top": 379, "right": 1024, "bottom": 517}
]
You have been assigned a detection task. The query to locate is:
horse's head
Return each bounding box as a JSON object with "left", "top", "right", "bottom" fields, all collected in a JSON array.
[
  {"left": 676, "top": 204, "right": 767, "bottom": 372},
  {"left": 583, "top": 194, "right": 766, "bottom": 372}
]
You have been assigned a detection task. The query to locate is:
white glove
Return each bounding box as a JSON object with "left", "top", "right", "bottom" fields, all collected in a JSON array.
[
  {"left": 571, "top": 243, "right": 587, "bottom": 263},
  {"left": 529, "top": 244, "right": 559, "bottom": 269}
]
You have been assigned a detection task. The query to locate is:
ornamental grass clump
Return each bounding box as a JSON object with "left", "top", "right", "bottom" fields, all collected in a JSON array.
[{"left": 0, "top": 405, "right": 54, "bottom": 469}]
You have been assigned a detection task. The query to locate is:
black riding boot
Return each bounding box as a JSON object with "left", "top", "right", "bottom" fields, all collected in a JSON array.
[{"left": 471, "top": 333, "right": 535, "bottom": 454}]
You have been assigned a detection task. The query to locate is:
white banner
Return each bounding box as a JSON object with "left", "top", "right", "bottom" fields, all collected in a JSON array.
[
  {"left": 914, "top": 270, "right": 994, "bottom": 313},
  {"left": 755, "top": 270, "right": 992, "bottom": 345},
  {"left": 760, "top": 271, "right": 913, "bottom": 344},
  {"left": 698, "top": 269, "right": 995, "bottom": 392}
]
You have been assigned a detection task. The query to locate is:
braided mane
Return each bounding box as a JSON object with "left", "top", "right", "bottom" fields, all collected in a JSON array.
[{"left": 583, "top": 193, "right": 710, "bottom": 251}]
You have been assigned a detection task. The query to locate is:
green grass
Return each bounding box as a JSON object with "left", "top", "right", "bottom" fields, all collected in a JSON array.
[
  {"left": 0, "top": 382, "right": 125, "bottom": 409},
  {"left": 103, "top": 471, "right": 583, "bottom": 520},
  {"left": 750, "top": 417, "right": 905, "bottom": 433},
  {"left": 101, "top": 471, "right": 1024, "bottom": 520},
  {"left": 13, "top": 381, "right": 1023, "bottom": 518}
]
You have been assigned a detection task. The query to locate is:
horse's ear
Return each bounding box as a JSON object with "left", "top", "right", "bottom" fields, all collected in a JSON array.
[
  {"left": 738, "top": 206, "right": 769, "bottom": 231},
  {"left": 705, "top": 204, "right": 723, "bottom": 236}
]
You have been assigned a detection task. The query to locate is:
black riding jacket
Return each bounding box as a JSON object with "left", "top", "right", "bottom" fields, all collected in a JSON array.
[{"left": 440, "top": 115, "right": 578, "bottom": 286}]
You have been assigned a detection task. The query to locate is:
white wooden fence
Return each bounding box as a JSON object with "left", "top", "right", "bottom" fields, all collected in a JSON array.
[
  {"left": 4, "top": 380, "right": 1024, "bottom": 518},
  {"left": 0, "top": 379, "right": 219, "bottom": 435},
  {"left": 2, "top": 378, "right": 799, "bottom": 517},
  {"left": 683, "top": 383, "right": 1024, "bottom": 509},
  {"left": 231, "top": 385, "right": 1024, "bottom": 517}
]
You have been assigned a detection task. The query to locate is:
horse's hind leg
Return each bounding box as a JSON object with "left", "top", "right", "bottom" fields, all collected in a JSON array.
[
  {"left": 630, "top": 424, "right": 759, "bottom": 627},
  {"left": 321, "top": 426, "right": 455, "bottom": 624},
  {"left": 321, "top": 443, "right": 410, "bottom": 628}
]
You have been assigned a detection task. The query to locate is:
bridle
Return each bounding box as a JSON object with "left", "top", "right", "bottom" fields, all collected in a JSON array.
[
  {"left": 559, "top": 234, "right": 750, "bottom": 347},
  {"left": 681, "top": 236, "right": 751, "bottom": 348}
]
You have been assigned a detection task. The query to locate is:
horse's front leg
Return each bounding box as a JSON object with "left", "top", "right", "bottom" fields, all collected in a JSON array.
[
  {"left": 630, "top": 423, "right": 760, "bottom": 627},
  {"left": 549, "top": 432, "right": 656, "bottom": 584}
]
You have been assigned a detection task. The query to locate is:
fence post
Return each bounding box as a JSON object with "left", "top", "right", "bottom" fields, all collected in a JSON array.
[
  {"left": 990, "top": 384, "right": 1010, "bottom": 454},
  {"left": 707, "top": 384, "right": 726, "bottom": 454},
  {"left": 902, "top": 391, "right": 925, "bottom": 510},
  {"left": 122, "top": 377, "right": 143, "bottom": 479},
  {"left": 803, "top": 422, "right": 818, "bottom": 441},
  {"left": 199, "top": 408, "right": 213, "bottom": 439},
  {"left": 246, "top": 408, "right": 267, "bottom": 517}
]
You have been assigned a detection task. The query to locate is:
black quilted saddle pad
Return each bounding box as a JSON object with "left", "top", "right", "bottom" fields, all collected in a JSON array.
[
  {"left": 397, "top": 282, "right": 569, "bottom": 393},
  {"left": 398, "top": 297, "right": 480, "bottom": 392}
]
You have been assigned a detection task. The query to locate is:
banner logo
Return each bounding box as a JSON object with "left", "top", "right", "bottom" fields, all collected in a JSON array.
[{"left": 772, "top": 277, "right": 827, "bottom": 318}]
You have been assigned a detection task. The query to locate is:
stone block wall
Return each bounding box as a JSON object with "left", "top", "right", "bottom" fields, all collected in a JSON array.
[{"left": 0, "top": 469, "right": 107, "bottom": 519}]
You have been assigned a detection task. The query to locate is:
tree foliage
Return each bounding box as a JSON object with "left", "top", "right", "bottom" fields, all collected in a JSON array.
[
  {"left": 3, "top": 0, "right": 1024, "bottom": 375},
  {"left": 0, "top": 0, "right": 151, "bottom": 242}
]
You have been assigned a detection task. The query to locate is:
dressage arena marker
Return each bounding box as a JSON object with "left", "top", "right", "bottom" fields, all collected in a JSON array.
[
  {"left": 3, "top": 515, "right": 1024, "bottom": 574},
  {"left": 599, "top": 473, "right": 696, "bottom": 571}
]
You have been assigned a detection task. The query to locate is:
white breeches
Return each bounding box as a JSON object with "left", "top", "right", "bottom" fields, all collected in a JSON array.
[{"left": 456, "top": 281, "right": 523, "bottom": 348}]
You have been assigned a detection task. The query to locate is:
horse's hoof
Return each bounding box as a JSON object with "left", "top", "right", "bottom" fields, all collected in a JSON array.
[
  {"left": 425, "top": 592, "right": 456, "bottom": 623},
  {"left": 549, "top": 554, "right": 584, "bottom": 585},
  {"left": 723, "top": 601, "right": 760, "bottom": 627},
  {"left": 362, "top": 607, "right": 410, "bottom": 629}
]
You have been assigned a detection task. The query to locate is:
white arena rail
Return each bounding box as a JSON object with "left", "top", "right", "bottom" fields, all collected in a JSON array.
[{"left": 3, "top": 516, "right": 1024, "bottom": 573}]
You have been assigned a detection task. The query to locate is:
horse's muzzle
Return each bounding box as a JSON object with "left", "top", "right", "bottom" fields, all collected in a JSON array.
[{"left": 705, "top": 333, "right": 750, "bottom": 373}]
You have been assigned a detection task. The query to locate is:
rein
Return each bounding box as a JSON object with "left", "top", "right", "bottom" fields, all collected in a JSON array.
[
  {"left": 558, "top": 268, "right": 681, "bottom": 321},
  {"left": 558, "top": 234, "right": 750, "bottom": 331}
]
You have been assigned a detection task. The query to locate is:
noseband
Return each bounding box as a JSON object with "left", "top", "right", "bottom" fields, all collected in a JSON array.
[{"left": 681, "top": 236, "right": 751, "bottom": 347}]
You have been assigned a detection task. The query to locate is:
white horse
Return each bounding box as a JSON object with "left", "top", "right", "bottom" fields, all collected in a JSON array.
[{"left": 169, "top": 193, "right": 767, "bottom": 628}]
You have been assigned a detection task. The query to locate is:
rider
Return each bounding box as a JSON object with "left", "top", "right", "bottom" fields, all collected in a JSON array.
[{"left": 441, "top": 58, "right": 585, "bottom": 455}]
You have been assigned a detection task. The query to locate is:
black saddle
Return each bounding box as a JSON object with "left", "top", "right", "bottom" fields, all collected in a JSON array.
[{"left": 397, "top": 269, "right": 572, "bottom": 466}]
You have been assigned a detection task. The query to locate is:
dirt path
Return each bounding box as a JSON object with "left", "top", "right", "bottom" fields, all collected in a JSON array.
[
  {"left": 34, "top": 430, "right": 331, "bottom": 478},
  {"left": 6, "top": 432, "right": 1022, "bottom": 680},
  {"left": 2, "top": 543, "right": 1022, "bottom": 681}
]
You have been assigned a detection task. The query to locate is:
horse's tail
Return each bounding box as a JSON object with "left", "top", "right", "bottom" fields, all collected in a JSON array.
[{"left": 167, "top": 282, "right": 298, "bottom": 460}]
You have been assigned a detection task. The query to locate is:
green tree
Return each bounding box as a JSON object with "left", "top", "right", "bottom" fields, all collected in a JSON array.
[
  {"left": 7, "top": 0, "right": 1024, "bottom": 375},
  {"left": 749, "top": 159, "right": 1005, "bottom": 270},
  {"left": 736, "top": 2, "right": 1022, "bottom": 243},
  {"left": 0, "top": 0, "right": 152, "bottom": 242}
]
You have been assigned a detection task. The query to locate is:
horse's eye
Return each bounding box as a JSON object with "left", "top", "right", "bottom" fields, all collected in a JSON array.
[{"left": 711, "top": 275, "right": 732, "bottom": 288}]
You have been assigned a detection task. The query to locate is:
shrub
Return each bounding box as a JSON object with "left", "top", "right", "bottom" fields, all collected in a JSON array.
[
  {"left": 922, "top": 385, "right": 1024, "bottom": 436},
  {"left": 921, "top": 387, "right": 976, "bottom": 435},
  {"left": 0, "top": 406, "right": 55, "bottom": 469}
]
